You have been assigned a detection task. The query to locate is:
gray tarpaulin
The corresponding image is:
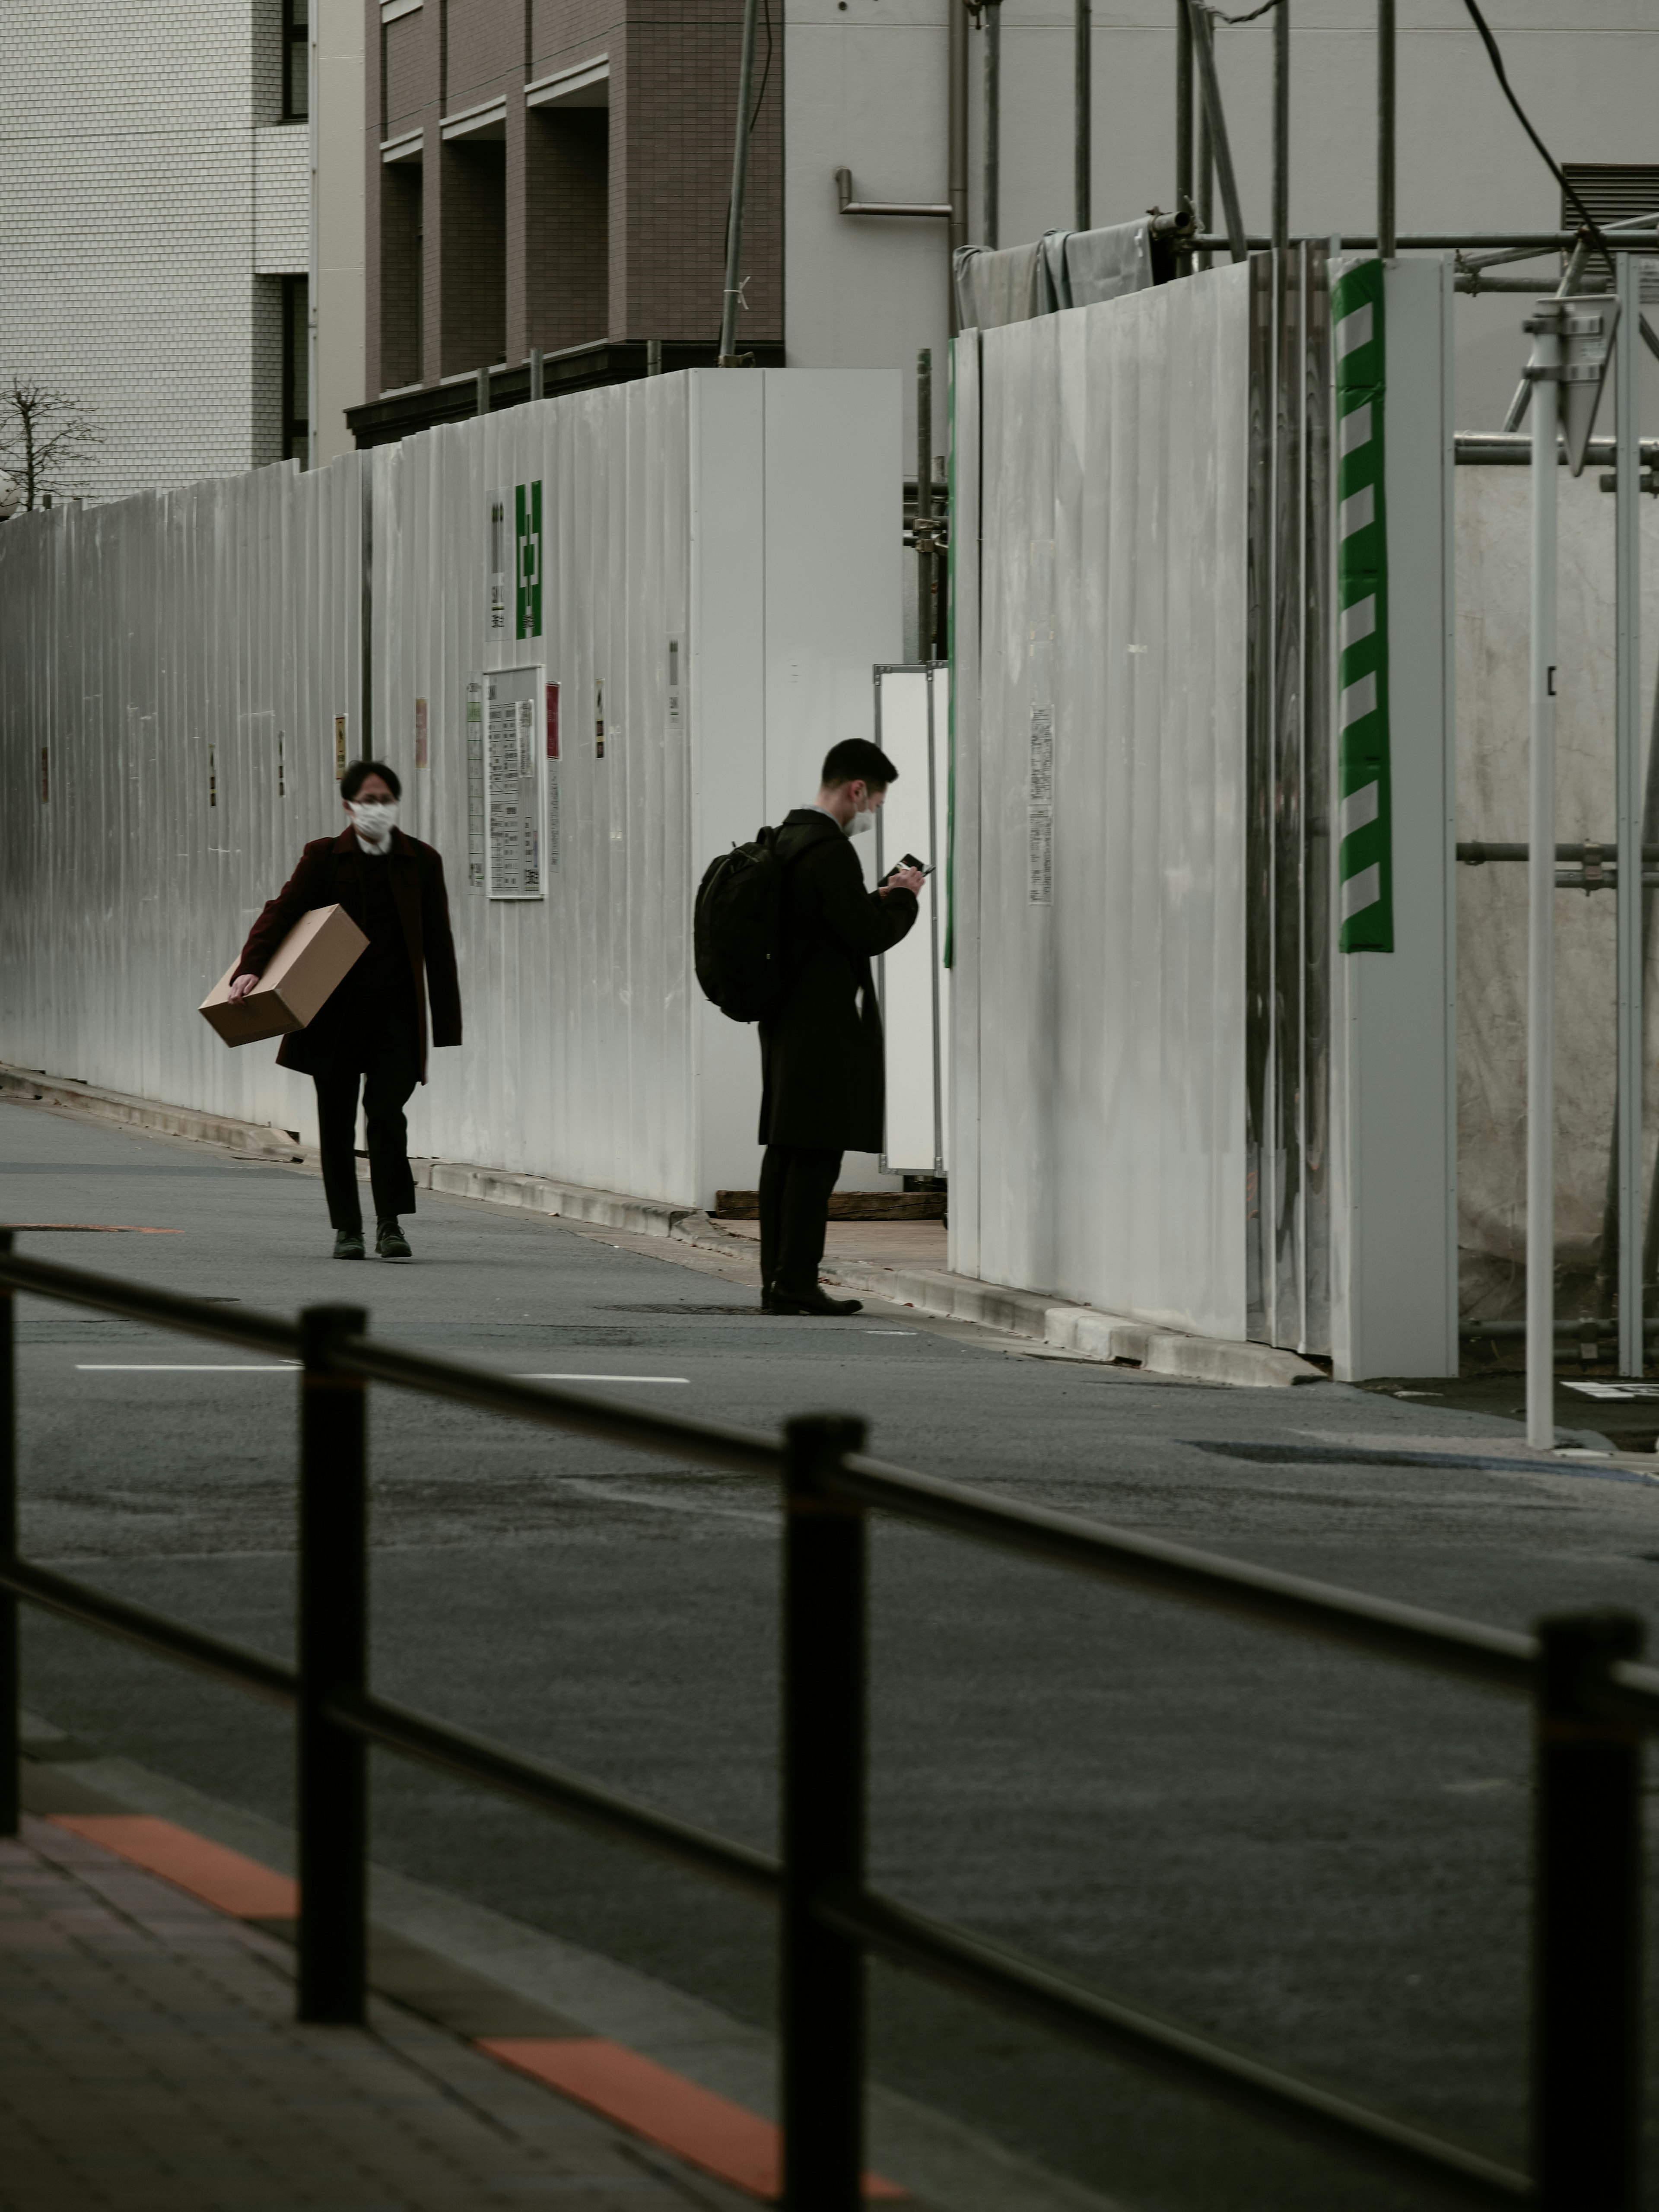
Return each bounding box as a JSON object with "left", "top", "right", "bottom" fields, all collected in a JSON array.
[
  {"left": 957, "top": 222, "right": 1156, "bottom": 329},
  {"left": 952, "top": 241, "right": 1053, "bottom": 331},
  {"left": 1061, "top": 220, "right": 1155, "bottom": 306}
]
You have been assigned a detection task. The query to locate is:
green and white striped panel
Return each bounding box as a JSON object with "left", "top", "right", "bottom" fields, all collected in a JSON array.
[{"left": 1333, "top": 260, "right": 1392, "bottom": 954}]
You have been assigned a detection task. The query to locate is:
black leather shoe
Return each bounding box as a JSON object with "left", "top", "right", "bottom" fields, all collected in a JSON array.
[
  {"left": 375, "top": 1217, "right": 413, "bottom": 1260},
  {"left": 767, "top": 1287, "right": 863, "bottom": 1317},
  {"left": 333, "top": 1229, "right": 365, "bottom": 1261}
]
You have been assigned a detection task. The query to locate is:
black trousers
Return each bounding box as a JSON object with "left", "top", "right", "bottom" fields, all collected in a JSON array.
[
  {"left": 759, "top": 1144, "right": 843, "bottom": 1297},
  {"left": 314, "top": 992, "right": 420, "bottom": 1232}
]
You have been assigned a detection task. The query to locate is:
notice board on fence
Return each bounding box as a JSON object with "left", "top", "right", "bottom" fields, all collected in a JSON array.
[{"left": 471, "top": 665, "right": 545, "bottom": 900}]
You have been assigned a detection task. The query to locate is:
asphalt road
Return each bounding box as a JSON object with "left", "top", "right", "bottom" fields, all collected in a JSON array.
[{"left": 7, "top": 1096, "right": 1659, "bottom": 2211}]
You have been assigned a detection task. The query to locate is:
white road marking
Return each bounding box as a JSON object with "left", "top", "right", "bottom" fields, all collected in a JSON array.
[
  {"left": 75, "top": 1363, "right": 300, "bottom": 1373},
  {"left": 515, "top": 1373, "right": 690, "bottom": 1385},
  {"left": 563, "top": 1478, "right": 772, "bottom": 1526}
]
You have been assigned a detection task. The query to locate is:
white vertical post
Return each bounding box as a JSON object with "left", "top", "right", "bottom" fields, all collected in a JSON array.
[
  {"left": 1527, "top": 312, "right": 1560, "bottom": 1449},
  {"left": 1615, "top": 253, "right": 1643, "bottom": 1377}
]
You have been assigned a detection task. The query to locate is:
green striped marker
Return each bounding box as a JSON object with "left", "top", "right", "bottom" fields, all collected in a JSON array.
[{"left": 1333, "top": 260, "right": 1392, "bottom": 953}]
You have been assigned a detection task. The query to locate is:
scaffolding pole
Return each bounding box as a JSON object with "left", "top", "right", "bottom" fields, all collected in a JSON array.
[
  {"left": 1527, "top": 306, "right": 1560, "bottom": 1448},
  {"left": 984, "top": 0, "right": 1001, "bottom": 251},
  {"left": 1187, "top": 1, "right": 1246, "bottom": 264},
  {"left": 1616, "top": 250, "right": 1644, "bottom": 1376},
  {"left": 1074, "top": 0, "right": 1091, "bottom": 232},
  {"left": 1376, "top": 0, "right": 1395, "bottom": 258},
  {"left": 1272, "top": 0, "right": 1289, "bottom": 254}
]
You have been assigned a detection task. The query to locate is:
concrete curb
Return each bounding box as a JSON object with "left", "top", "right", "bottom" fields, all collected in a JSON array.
[
  {"left": 0, "top": 1065, "right": 313, "bottom": 1162},
  {"left": 668, "top": 1215, "right": 1324, "bottom": 1389},
  {"left": 0, "top": 1064, "right": 1322, "bottom": 1389},
  {"left": 426, "top": 1162, "right": 696, "bottom": 1241}
]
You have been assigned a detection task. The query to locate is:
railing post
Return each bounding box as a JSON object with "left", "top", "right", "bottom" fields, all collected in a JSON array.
[
  {"left": 1533, "top": 1609, "right": 1644, "bottom": 2211},
  {"left": 780, "top": 1414, "right": 868, "bottom": 2212},
  {"left": 0, "top": 1232, "right": 18, "bottom": 1837},
  {"left": 297, "top": 1303, "right": 369, "bottom": 2024}
]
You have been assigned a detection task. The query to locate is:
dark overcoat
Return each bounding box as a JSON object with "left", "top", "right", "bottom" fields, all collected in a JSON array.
[
  {"left": 234, "top": 827, "right": 462, "bottom": 1083},
  {"left": 757, "top": 810, "right": 919, "bottom": 1153}
]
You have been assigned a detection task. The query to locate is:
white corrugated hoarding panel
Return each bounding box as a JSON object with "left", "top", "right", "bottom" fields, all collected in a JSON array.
[
  {"left": 962, "top": 266, "right": 1252, "bottom": 1339},
  {"left": 0, "top": 371, "right": 900, "bottom": 1213}
]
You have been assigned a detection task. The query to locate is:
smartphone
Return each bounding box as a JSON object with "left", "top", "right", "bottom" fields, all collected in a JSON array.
[{"left": 881, "top": 853, "right": 934, "bottom": 887}]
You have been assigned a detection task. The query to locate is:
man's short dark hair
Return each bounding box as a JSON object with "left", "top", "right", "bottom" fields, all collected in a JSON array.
[
  {"left": 341, "top": 758, "right": 402, "bottom": 802},
  {"left": 821, "top": 739, "right": 899, "bottom": 791}
]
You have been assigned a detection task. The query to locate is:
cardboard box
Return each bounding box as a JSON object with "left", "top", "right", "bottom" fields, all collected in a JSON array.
[{"left": 199, "top": 904, "right": 369, "bottom": 1047}]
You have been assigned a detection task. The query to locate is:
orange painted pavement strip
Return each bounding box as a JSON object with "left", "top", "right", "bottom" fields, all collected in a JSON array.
[
  {"left": 49, "top": 1815, "right": 299, "bottom": 1918},
  {"left": 49, "top": 1819, "right": 903, "bottom": 2201},
  {"left": 477, "top": 2038, "right": 905, "bottom": 2201}
]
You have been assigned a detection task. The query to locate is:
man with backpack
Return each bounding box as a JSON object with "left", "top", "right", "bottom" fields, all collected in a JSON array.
[{"left": 697, "top": 738, "right": 924, "bottom": 1316}]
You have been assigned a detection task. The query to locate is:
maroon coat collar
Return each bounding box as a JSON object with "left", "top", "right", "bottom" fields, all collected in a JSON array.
[{"left": 333, "top": 823, "right": 414, "bottom": 858}]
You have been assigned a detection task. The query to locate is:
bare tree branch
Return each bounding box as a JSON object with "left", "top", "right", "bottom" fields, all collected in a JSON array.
[{"left": 0, "top": 379, "right": 104, "bottom": 510}]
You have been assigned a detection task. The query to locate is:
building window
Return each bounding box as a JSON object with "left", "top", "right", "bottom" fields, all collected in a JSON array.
[
  {"left": 282, "top": 275, "right": 310, "bottom": 461},
  {"left": 440, "top": 141, "right": 505, "bottom": 378},
  {"left": 525, "top": 108, "right": 609, "bottom": 354},
  {"left": 283, "top": 0, "right": 310, "bottom": 122},
  {"left": 381, "top": 164, "right": 425, "bottom": 388}
]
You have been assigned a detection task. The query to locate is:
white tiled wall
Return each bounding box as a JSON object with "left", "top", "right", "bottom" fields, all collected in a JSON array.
[{"left": 0, "top": 5, "right": 308, "bottom": 503}]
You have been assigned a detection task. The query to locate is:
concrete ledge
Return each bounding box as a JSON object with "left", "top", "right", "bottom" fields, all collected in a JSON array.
[
  {"left": 708, "top": 1242, "right": 1321, "bottom": 1389},
  {"left": 0, "top": 1065, "right": 311, "bottom": 1161},
  {"left": 427, "top": 1163, "right": 696, "bottom": 1240}
]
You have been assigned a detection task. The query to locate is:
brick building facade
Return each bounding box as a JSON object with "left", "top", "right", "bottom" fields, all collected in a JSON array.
[{"left": 352, "top": 0, "right": 784, "bottom": 442}]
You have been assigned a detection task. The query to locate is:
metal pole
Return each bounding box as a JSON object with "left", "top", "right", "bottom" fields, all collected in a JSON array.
[
  {"left": 0, "top": 1233, "right": 16, "bottom": 1838},
  {"left": 1532, "top": 1610, "right": 1644, "bottom": 2211},
  {"left": 1527, "top": 306, "right": 1560, "bottom": 1451},
  {"left": 359, "top": 453, "right": 373, "bottom": 762},
  {"left": 948, "top": 0, "right": 969, "bottom": 334},
  {"left": 917, "top": 350, "right": 934, "bottom": 664},
  {"left": 779, "top": 1415, "right": 868, "bottom": 2212},
  {"left": 1271, "top": 0, "right": 1289, "bottom": 254},
  {"left": 1376, "top": 0, "right": 1395, "bottom": 260},
  {"left": 529, "top": 346, "right": 544, "bottom": 402},
  {"left": 718, "top": 0, "right": 764, "bottom": 363},
  {"left": 1197, "top": 77, "right": 1213, "bottom": 273},
  {"left": 984, "top": 0, "right": 1001, "bottom": 251},
  {"left": 1616, "top": 251, "right": 1643, "bottom": 1374},
  {"left": 1074, "top": 0, "right": 1091, "bottom": 232},
  {"left": 297, "top": 1302, "right": 369, "bottom": 2024},
  {"left": 1176, "top": 0, "right": 1193, "bottom": 222},
  {"left": 1187, "top": 2, "right": 1247, "bottom": 264},
  {"left": 476, "top": 365, "right": 489, "bottom": 416}
]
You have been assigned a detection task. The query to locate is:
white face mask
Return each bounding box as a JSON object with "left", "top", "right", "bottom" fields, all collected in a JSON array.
[
  {"left": 349, "top": 798, "right": 398, "bottom": 843},
  {"left": 845, "top": 803, "right": 875, "bottom": 838}
]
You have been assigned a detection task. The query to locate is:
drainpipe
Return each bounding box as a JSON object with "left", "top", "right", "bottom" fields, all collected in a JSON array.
[
  {"left": 948, "top": 0, "right": 968, "bottom": 334},
  {"left": 718, "top": 0, "right": 763, "bottom": 364}
]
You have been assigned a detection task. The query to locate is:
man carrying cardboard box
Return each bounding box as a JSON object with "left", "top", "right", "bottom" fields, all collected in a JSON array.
[{"left": 229, "top": 761, "right": 462, "bottom": 1261}]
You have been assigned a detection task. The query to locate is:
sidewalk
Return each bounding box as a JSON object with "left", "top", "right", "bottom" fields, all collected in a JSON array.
[
  {"left": 0, "top": 1065, "right": 1320, "bottom": 1388},
  {"left": 0, "top": 1816, "right": 730, "bottom": 2211}
]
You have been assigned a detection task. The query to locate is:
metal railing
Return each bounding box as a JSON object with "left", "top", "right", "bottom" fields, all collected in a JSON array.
[{"left": 0, "top": 1227, "right": 1651, "bottom": 2210}]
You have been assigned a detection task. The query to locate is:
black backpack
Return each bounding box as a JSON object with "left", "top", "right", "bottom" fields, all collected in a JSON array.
[{"left": 694, "top": 826, "right": 799, "bottom": 1023}]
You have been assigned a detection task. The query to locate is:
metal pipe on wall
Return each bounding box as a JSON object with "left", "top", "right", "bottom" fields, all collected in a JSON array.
[
  {"left": 1176, "top": 0, "right": 1193, "bottom": 227},
  {"left": 1271, "top": 0, "right": 1289, "bottom": 253},
  {"left": 1376, "top": 0, "right": 1395, "bottom": 259},
  {"left": 984, "top": 0, "right": 1001, "bottom": 251},
  {"left": 1527, "top": 307, "right": 1560, "bottom": 1449},
  {"left": 1197, "top": 85, "right": 1213, "bottom": 273},
  {"left": 949, "top": 0, "right": 969, "bottom": 334},
  {"left": 1074, "top": 0, "right": 1091, "bottom": 232}
]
